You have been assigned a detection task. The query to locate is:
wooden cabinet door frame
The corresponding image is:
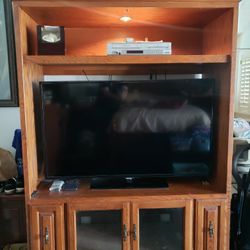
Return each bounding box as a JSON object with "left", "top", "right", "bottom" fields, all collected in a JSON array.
[
  {"left": 29, "top": 204, "right": 65, "bottom": 250},
  {"left": 67, "top": 201, "right": 130, "bottom": 250},
  {"left": 195, "top": 199, "right": 228, "bottom": 250},
  {"left": 131, "top": 199, "right": 193, "bottom": 250}
]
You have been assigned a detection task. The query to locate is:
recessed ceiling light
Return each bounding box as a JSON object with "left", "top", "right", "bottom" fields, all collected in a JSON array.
[
  {"left": 120, "top": 9, "right": 132, "bottom": 22},
  {"left": 120, "top": 15, "right": 132, "bottom": 22}
]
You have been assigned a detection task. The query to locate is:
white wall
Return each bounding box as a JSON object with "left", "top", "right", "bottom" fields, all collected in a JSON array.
[
  {"left": 0, "top": 107, "right": 20, "bottom": 155},
  {"left": 238, "top": 0, "right": 250, "bottom": 49}
]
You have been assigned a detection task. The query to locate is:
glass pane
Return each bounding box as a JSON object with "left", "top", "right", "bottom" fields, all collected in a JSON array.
[
  {"left": 140, "top": 208, "right": 184, "bottom": 250},
  {"left": 0, "top": 0, "right": 11, "bottom": 100},
  {"left": 76, "top": 210, "right": 122, "bottom": 250}
]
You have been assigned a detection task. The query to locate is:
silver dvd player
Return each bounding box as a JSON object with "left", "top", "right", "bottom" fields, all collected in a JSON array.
[{"left": 107, "top": 42, "right": 172, "bottom": 55}]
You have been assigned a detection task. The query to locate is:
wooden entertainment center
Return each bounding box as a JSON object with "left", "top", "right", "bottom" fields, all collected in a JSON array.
[{"left": 13, "top": 0, "right": 238, "bottom": 249}]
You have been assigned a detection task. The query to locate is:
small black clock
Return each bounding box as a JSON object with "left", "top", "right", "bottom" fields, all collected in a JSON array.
[{"left": 37, "top": 25, "right": 65, "bottom": 55}]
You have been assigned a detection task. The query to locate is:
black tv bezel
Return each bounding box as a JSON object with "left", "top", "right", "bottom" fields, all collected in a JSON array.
[{"left": 38, "top": 79, "right": 216, "bottom": 180}]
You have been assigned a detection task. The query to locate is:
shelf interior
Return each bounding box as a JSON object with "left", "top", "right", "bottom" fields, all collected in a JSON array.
[{"left": 20, "top": 6, "right": 234, "bottom": 56}]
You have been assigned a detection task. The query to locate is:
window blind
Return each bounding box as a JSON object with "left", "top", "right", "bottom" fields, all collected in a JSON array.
[{"left": 238, "top": 57, "right": 250, "bottom": 114}]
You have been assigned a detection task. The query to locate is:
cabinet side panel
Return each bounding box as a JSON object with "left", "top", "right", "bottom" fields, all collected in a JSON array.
[
  {"left": 203, "top": 8, "right": 237, "bottom": 194},
  {"left": 202, "top": 9, "right": 233, "bottom": 54},
  {"left": 203, "top": 63, "right": 232, "bottom": 192},
  {"left": 13, "top": 6, "right": 44, "bottom": 250},
  {"left": 13, "top": 6, "right": 44, "bottom": 198},
  {"left": 22, "top": 63, "right": 43, "bottom": 196}
]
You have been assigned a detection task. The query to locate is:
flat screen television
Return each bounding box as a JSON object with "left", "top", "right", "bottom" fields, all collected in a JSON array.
[{"left": 37, "top": 79, "right": 215, "bottom": 188}]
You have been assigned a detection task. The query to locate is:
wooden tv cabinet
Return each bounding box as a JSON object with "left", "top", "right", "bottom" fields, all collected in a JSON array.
[{"left": 13, "top": 0, "right": 238, "bottom": 249}]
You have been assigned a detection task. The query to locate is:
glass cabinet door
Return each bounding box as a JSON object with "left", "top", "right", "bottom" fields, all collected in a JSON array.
[
  {"left": 68, "top": 202, "right": 130, "bottom": 250},
  {"left": 139, "top": 208, "right": 184, "bottom": 250},
  {"left": 132, "top": 200, "right": 193, "bottom": 250},
  {"left": 76, "top": 210, "right": 122, "bottom": 250}
]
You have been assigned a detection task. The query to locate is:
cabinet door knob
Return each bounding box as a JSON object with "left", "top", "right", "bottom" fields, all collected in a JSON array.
[
  {"left": 123, "top": 224, "right": 128, "bottom": 241},
  {"left": 133, "top": 224, "right": 137, "bottom": 240},
  {"left": 45, "top": 227, "right": 49, "bottom": 244},
  {"left": 208, "top": 221, "right": 214, "bottom": 238}
]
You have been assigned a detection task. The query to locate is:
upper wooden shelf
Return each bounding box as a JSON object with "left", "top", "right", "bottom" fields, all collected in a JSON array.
[{"left": 24, "top": 55, "right": 230, "bottom": 66}]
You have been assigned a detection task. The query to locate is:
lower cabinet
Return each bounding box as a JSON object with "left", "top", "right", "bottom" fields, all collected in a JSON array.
[
  {"left": 68, "top": 199, "right": 193, "bottom": 250},
  {"left": 29, "top": 204, "right": 65, "bottom": 250},
  {"left": 29, "top": 198, "right": 228, "bottom": 250},
  {"left": 195, "top": 199, "right": 228, "bottom": 250}
]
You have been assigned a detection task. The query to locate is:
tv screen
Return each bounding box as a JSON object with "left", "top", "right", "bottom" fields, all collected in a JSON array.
[{"left": 38, "top": 79, "right": 215, "bottom": 179}]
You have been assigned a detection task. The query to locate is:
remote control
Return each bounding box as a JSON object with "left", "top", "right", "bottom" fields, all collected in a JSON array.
[
  {"left": 49, "top": 180, "right": 64, "bottom": 192},
  {"left": 62, "top": 179, "right": 80, "bottom": 191}
]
